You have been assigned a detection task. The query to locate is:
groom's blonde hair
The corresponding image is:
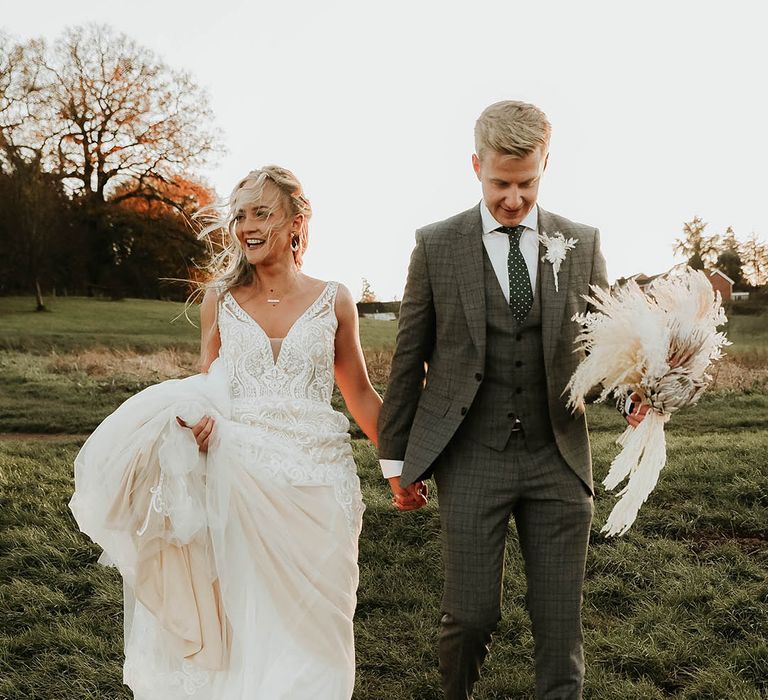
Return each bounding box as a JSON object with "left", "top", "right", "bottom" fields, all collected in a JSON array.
[{"left": 474, "top": 101, "right": 551, "bottom": 160}]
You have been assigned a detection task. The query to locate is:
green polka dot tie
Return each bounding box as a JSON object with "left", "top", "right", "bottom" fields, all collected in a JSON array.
[{"left": 498, "top": 225, "right": 533, "bottom": 324}]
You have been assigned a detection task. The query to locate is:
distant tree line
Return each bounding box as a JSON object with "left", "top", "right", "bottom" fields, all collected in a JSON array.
[
  {"left": 0, "top": 25, "right": 223, "bottom": 307},
  {"left": 674, "top": 217, "right": 768, "bottom": 289}
]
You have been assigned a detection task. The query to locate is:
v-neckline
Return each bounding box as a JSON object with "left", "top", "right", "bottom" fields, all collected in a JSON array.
[{"left": 225, "top": 282, "right": 331, "bottom": 367}]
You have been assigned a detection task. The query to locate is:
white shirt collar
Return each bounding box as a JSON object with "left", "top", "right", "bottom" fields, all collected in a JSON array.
[{"left": 480, "top": 201, "right": 539, "bottom": 235}]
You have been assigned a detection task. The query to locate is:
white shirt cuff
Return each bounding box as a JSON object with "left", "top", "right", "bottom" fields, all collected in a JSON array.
[{"left": 379, "top": 459, "right": 404, "bottom": 479}]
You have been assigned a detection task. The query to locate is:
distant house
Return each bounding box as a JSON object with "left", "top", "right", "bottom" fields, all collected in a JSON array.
[
  {"left": 611, "top": 272, "right": 663, "bottom": 293},
  {"left": 364, "top": 312, "right": 398, "bottom": 321},
  {"left": 614, "top": 268, "right": 734, "bottom": 302},
  {"left": 705, "top": 269, "right": 734, "bottom": 302},
  {"left": 632, "top": 272, "right": 663, "bottom": 291}
]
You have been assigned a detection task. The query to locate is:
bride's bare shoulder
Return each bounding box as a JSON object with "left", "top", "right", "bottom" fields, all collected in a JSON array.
[
  {"left": 333, "top": 283, "right": 357, "bottom": 321},
  {"left": 199, "top": 285, "right": 227, "bottom": 329},
  {"left": 201, "top": 286, "right": 219, "bottom": 306}
]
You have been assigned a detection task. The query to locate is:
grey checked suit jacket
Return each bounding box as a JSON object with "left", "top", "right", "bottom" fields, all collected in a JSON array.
[{"left": 378, "top": 204, "right": 609, "bottom": 492}]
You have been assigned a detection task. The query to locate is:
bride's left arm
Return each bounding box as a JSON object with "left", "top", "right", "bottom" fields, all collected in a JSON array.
[{"left": 333, "top": 284, "right": 382, "bottom": 446}]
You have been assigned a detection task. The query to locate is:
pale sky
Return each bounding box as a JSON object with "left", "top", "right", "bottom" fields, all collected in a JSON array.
[{"left": 4, "top": 1, "right": 767, "bottom": 299}]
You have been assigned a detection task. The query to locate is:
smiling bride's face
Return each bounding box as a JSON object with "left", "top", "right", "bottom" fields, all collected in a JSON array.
[{"left": 233, "top": 181, "right": 297, "bottom": 266}]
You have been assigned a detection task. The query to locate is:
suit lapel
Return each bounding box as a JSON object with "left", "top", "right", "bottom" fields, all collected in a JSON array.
[
  {"left": 538, "top": 207, "right": 571, "bottom": 366},
  {"left": 453, "top": 205, "right": 486, "bottom": 350}
]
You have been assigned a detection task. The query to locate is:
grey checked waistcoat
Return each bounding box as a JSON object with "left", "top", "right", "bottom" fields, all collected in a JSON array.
[{"left": 459, "top": 248, "right": 554, "bottom": 451}]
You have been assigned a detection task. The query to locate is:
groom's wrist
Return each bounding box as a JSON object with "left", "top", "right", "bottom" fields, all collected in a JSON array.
[{"left": 380, "top": 459, "right": 404, "bottom": 479}]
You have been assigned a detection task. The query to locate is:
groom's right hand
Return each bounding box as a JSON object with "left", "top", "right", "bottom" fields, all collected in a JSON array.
[{"left": 388, "top": 477, "right": 428, "bottom": 511}]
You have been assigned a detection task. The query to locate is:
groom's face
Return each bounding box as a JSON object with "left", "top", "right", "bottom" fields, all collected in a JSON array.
[{"left": 472, "top": 147, "right": 548, "bottom": 227}]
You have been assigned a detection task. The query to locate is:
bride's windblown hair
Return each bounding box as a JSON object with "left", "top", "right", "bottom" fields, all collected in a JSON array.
[{"left": 194, "top": 165, "right": 312, "bottom": 293}]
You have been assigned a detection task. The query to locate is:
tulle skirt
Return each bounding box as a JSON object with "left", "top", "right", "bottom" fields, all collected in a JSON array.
[{"left": 70, "top": 360, "right": 364, "bottom": 699}]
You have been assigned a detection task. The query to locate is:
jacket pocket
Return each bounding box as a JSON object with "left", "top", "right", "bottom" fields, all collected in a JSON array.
[{"left": 417, "top": 388, "right": 451, "bottom": 418}]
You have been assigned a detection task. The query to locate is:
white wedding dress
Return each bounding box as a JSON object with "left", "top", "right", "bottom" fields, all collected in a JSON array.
[{"left": 70, "top": 281, "right": 364, "bottom": 699}]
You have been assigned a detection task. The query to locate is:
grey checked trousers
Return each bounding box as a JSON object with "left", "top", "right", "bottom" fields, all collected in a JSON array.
[{"left": 434, "top": 430, "right": 593, "bottom": 700}]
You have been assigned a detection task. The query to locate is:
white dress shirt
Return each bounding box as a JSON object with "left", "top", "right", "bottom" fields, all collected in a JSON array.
[
  {"left": 480, "top": 202, "right": 539, "bottom": 301},
  {"left": 379, "top": 204, "right": 541, "bottom": 479}
]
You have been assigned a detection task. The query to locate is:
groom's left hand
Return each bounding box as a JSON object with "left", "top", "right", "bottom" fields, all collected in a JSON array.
[{"left": 624, "top": 393, "right": 650, "bottom": 428}]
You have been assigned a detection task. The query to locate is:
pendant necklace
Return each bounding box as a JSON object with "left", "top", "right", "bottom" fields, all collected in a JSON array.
[{"left": 264, "top": 272, "right": 298, "bottom": 306}]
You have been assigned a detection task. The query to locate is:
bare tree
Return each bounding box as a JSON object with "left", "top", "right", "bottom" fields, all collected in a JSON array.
[
  {"left": 26, "top": 24, "right": 222, "bottom": 204},
  {"left": 740, "top": 233, "right": 768, "bottom": 287},
  {"left": 360, "top": 278, "right": 377, "bottom": 303},
  {"left": 0, "top": 33, "right": 49, "bottom": 169},
  {"left": 0, "top": 33, "right": 63, "bottom": 309},
  {"left": 0, "top": 32, "right": 20, "bottom": 165},
  {"left": 673, "top": 216, "right": 720, "bottom": 270}
]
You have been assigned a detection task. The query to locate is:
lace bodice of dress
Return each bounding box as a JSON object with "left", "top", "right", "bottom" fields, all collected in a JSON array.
[{"left": 218, "top": 282, "right": 339, "bottom": 412}]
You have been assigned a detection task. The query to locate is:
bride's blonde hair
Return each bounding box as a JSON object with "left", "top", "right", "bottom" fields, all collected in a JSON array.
[{"left": 195, "top": 166, "right": 312, "bottom": 293}]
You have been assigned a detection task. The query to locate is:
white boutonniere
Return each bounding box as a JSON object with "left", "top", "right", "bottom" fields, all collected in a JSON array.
[{"left": 538, "top": 231, "right": 577, "bottom": 292}]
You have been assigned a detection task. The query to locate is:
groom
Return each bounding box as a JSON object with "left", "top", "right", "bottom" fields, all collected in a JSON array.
[{"left": 379, "top": 101, "right": 609, "bottom": 699}]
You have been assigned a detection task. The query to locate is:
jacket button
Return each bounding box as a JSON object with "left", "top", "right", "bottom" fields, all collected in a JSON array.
[
  {"left": 475, "top": 372, "right": 483, "bottom": 381},
  {"left": 515, "top": 387, "right": 523, "bottom": 394},
  {"left": 515, "top": 333, "right": 523, "bottom": 341},
  {"left": 507, "top": 411, "right": 514, "bottom": 418},
  {"left": 460, "top": 406, "right": 468, "bottom": 415},
  {"left": 515, "top": 360, "right": 523, "bottom": 368}
]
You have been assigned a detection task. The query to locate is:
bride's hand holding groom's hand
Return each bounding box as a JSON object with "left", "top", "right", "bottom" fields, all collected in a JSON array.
[{"left": 388, "top": 477, "right": 428, "bottom": 511}]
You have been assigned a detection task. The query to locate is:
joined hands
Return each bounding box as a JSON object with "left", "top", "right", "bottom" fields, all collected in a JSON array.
[{"left": 388, "top": 477, "right": 429, "bottom": 511}]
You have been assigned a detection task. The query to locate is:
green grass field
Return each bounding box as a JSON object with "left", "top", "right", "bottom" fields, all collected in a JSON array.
[
  {"left": 1, "top": 294, "right": 759, "bottom": 360},
  {"left": 0, "top": 296, "right": 398, "bottom": 354},
  {"left": 723, "top": 311, "right": 768, "bottom": 365},
  {"left": 0, "top": 296, "right": 201, "bottom": 353},
  {"left": 1, "top": 296, "right": 766, "bottom": 699}
]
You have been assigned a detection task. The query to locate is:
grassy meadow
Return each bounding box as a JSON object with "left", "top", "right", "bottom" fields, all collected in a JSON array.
[{"left": 0, "top": 296, "right": 766, "bottom": 699}]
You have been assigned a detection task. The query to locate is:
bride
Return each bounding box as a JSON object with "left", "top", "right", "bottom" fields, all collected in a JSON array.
[{"left": 69, "top": 166, "right": 425, "bottom": 699}]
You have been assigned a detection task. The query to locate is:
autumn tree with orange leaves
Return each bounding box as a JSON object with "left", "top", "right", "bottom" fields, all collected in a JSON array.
[
  {"left": 0, "top": 25, "right": 223, "bottom": 301},
  {"left": 105, "top": 176, "right": 216, "bottom": 299},
  {"left": 18, "top": 24, "right": 222, "bottom": 204}
]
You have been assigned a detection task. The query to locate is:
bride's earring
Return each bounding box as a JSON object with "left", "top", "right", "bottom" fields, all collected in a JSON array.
[{"left": 291, "top": 235, "right": 299, "bottom": 252}]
